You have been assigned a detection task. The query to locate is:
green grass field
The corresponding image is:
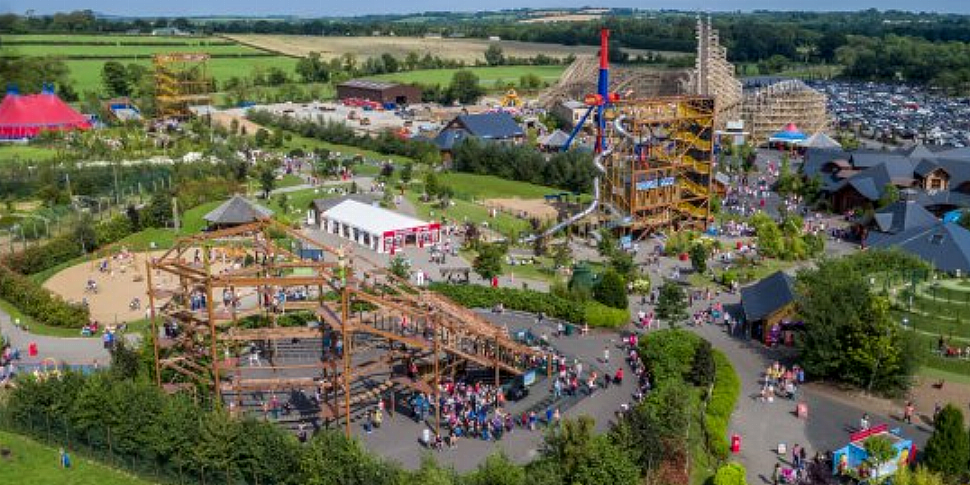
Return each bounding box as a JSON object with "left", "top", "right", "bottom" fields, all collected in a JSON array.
[
  {"left": 3, "top": 44, "right": 264, "bottom": 58},
  {"left": 405, "top": 191, "right": 531, "bottom": 238},
  {"left": 64, "top": 57, "right": 299, "bottom": 94},
  {"left": 3, "top": 34, "right": 228, "bottom": 45},
  {"left": 439, "top": 173, "right": 565, "bottom": 200},
  {"left": 370, "top": 65, "right": 565, "bottom": 87},
  {"left": 0, "top": 144, "right": 59, "bottom": 162},
  {"left": 0, "top": 430, "right": 157, "bottom": 485},
  {"left": 283, "top": 132, "right": 414, "bottom": 165}
]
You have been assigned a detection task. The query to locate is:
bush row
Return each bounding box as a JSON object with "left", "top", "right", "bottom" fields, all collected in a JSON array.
[
  {"left": 705, "top": 350, "right": 742, "bottom": 461},
  {"left": 428, "top": 283, "right": 628, "bottom": 328},
  {"left": 638, "top": 329, "right": 702, "bottom": 385},
  {"left": 2, "top": 215, "right": 135, "bottom": 275},
  {"left": 0, "top": 264, "right": 88, "bottom": 328}
]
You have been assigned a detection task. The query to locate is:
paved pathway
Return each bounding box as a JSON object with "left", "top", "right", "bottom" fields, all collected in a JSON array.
[{"left": 0, "top": 308, "right": 111, "bottom": 366}]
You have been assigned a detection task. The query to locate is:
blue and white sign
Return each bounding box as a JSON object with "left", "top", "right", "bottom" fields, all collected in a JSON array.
[{"left": 636, "top": 176, "right": 676, "bottom": 191}]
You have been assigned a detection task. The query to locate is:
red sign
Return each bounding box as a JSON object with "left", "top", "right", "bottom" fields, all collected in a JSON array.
[
  {"left": 584, "top": 94, "right": 603, "bottom": 106},
  {"left": 850, "top": 423, "right": 889, "bottom": 443}
]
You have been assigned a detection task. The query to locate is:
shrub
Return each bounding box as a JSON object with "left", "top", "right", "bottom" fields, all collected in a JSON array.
[
  {"left": 0, "top": 264, "right": 88, "bottom": 328},
  {"left": 2, "top": 215, "right": 136, "bottom": 275},
  {"left": 922, "top": 404, "right": 970, "bottom": 479},
  {"left": 638, "top": 329, "right": 701, "bottom": 385},
  {"left": 583, "top": 302, "right": 629, "bottom": 328},
  {"left": 593, "top": 269, "right": 628, "bottom": 309},
  {"left": 705, "top": 351, "right": 741, "bottom": 462},
  {"left": 429, "top": 283, "right": 627, "bottom": 328},
  {"left": 714, "top": 463, "right": 747, "bottom": 485}
]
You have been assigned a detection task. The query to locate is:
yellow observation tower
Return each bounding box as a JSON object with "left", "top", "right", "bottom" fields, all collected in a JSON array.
[{"left": 153, "top": 53, "right": 212, "bottom": 120}]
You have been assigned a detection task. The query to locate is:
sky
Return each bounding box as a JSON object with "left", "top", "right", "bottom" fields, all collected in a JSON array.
[{"left": 1, "top": 0, "right": 968, "bottom": 16}]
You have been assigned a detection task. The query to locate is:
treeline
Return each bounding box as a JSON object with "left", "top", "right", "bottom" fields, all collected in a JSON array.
[
  {"left": 1, "top": 327, "right": 741, "bottom": 485},
  {"left": 452, "top": 137, "right": 595, "bottom": 194},
  {"left": 837, "top": 35, "right": 970, "bottom": 95},
  {"left": 247, "top": 109, "right": 441, "bottom": 164},
  {"left": 8, "top": 9, "right": 970, "bottom": 64}
]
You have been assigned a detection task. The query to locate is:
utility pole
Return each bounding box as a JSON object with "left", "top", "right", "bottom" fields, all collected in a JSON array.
[{"left": 172, "top": 197, "right": 180, "bottom": 231}]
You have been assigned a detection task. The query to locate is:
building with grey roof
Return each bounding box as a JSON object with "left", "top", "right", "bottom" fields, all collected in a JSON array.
[
  {"left": 203, "top": 195, "right": 273, "bottom": 228},
  {"left": 739, "top": 271, "right": 797, "bottom": 344}
]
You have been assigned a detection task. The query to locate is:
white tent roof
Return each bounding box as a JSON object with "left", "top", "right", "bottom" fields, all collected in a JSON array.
[{"left": 323, "top": 200, "right": 431, "bottom": 235}]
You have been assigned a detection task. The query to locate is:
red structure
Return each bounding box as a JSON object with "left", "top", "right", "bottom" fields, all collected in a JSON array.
[{"left": 0, "top": 88, "right": 91, "bottom": 139}]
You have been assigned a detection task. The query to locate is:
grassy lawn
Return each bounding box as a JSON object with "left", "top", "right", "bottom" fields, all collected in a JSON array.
[
  {"left": 405, "top": 191, "right": 531, "bottom": 238},
  {"left": 439, "top": 173, "right": 567, "bottom": 200},
  {"left": 918, "top": 366, "right": 970, "bottom": 386},
  {"left": 368, "top": 65, "right": 565, "bottom": 87},
  {"left": 283, "top": 132, "right": 414, "bottom": 165},
  {"left": 0, "top": 430, "right": 158, "bottom": 485},
  {"left": 63, "top": 56, "right": 299, "bottom": 94},
  {"left": 4, "top": 34, "right": 230, "bottom": 44},
  {"left": 0, "top": 144, "right": 59, "bottom": 163},
  {"left": 277, "top": 174, "right": 306, "bottom": 189},
  {"left": 3, "top": 44, "right": 263, "bottom": 58}
]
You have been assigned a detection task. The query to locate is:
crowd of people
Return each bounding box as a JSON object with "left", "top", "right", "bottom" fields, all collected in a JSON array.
[{"left": 761, "top": 361, "right": 805, "bottom": 403}]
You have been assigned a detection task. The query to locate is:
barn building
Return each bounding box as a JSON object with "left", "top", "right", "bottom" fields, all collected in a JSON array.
[{"left": 336, "top": 79, "right": 423, "bottom": 106}]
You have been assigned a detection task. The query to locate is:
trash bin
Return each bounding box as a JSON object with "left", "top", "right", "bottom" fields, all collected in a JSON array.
[
  {"left": 731, "top": 434, "right": 741, "bottom": 453},
  {"left": 28, "top": 342, "right": 38, "bottom": 357},
  {"left": 564, "top": 324, "right": 574, "bottom": 337},
  {"left": 796, "top": 402, "right": 808, "bottom": 419}
]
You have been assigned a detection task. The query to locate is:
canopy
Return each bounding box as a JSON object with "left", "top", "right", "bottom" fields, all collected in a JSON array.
[
  {"left": 0, "top": 90, "right": 91, "bottom": 139},
  {"left": 768, "top": 123, "right": 807, "bottom": 144}
]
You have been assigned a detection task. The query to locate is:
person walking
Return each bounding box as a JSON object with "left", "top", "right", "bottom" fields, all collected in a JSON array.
[
  {"left": 772, "top": 463, "right": 781, "bottom": 485},
  {"left": 603, "top": 346, "right": 610, "bottom": 364},
  {"left": 904, "top": 401, "right": 914, "bottom": 424}
]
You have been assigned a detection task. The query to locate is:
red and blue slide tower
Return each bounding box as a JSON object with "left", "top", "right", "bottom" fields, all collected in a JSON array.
[{"left": 563, "top": 27, "right": 617, "bottom": 153}]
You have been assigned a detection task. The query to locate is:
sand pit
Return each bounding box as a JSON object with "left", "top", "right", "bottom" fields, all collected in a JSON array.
[
  {"left": 485, "top": 198, "right": 559, "bottom": 222},
  {"left": 43, "top": 247, "right": 239, "bottom": 325}
]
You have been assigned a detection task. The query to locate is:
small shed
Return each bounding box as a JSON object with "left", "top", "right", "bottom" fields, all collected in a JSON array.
[
  {"left": 336, "top": 79, "right": 422, "bottom": 106},
  {"left": 203, "top": 195, "right": 273, "bottom": 229},
  {"left": 739, "top": 271, "right": 797, "bottom": 345}
]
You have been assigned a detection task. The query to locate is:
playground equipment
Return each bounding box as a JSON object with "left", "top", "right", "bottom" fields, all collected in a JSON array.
[
  {"left": 832, "top": 424, "right": 915, "bottom": 481},
  {"left": 146, "top": 219, "right": 551, "bottom": 437},
  {"left": 522, "top": 27, "right": 715, "bottom": 242},
  {"left": 154, "top": 53, "right": 212, "bottom": 120},
  {"left": 500, "top": 89, "right": 523, "bottom": 108}
]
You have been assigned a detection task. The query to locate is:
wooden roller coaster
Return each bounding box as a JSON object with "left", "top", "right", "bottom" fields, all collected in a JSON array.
[{"left": 146, "top": 219, "right": 550, "bottom": 436}]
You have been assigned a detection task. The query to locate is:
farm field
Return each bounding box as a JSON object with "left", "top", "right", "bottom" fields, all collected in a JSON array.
[
  {"left": 63, "top": 57, "right": 299, "bottom": 94},
  {"left": 3, "top": 34, "right": 230, "bottom": 44},
  {"left": 371, "top": 65, "right": 565, "bottom": 87},
  {"left": 2, "top": 43, "right": 264, "bottom": 58},
  {"left": 224, "top": 34, "right": 683, "bottom": 62},
  {"left": 0, "top": 430, "right": 159, "bottom": 485}
]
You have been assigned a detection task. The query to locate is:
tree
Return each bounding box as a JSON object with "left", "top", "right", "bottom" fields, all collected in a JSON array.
[
  {"left": 254, "top": 128, "right": 271, "bottom": 147},
  {"left": 689, "top": 243, "right": 709, "bottom": 274},
  {"left": 400, "top": 162, "right": 414, "bottom": 186},
  {"left": 714, "top": 463, "right": 748, "bottom": 485},
  {"left": 485, "top": 45, "right": 505, "bottom": 66},
  {"left": 656, "top": 282, "right": 688, "bottom": 327},
  {"left": 109, "top": 338, "right": 142, "bottom": 381},
  {"left": 424, "top": 171, "right": 440, "bottom": 197},
  {"left": 447, "top": 70, "right": 485, "bottom": 104},
  {"left": 296, "top": 52, "right": 330, "bottom": 83},
  {"left": 796, "top": 253, "right": 924, "bottom": 391},
  {"left": 541, "top": 416, "right": 638, "bottom": 485},
  {"left": 72, "top": 214, "right": 97, "bottom": 253},
  {"left": 102, "top": 60, "right": 130, "bottom": 97},
  {"left": 922, "top": 404, "right": 970, "bottom": 479},
  {"left": 594, "top": 269, "right": 628, "bottom": 309},
  {"left": 143, "top": 191, "right": 174, "bottom": 228},
  {"left": 863, "top": 435, "right": 896, "bottom": 470},
  {"left": 257, "top": 162, "right": 276, "bottom": 197},
  {"left": 388, "top": 256, "right": 411, "bottom": 280},
  {"left": 878, "top": 184, "right": 900, "bottom": 208},
  {"left": 473, "top": 243, "right": 505, "bottom": 281},
  {"left": 690, "top": 339, "right": 716, "bottom": 388},
  {"left": 894, "top": 466, "right": 947, "bottom": 485},
  {"left": 468, "top": 453, "right": 526, "bottom": 485}
]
